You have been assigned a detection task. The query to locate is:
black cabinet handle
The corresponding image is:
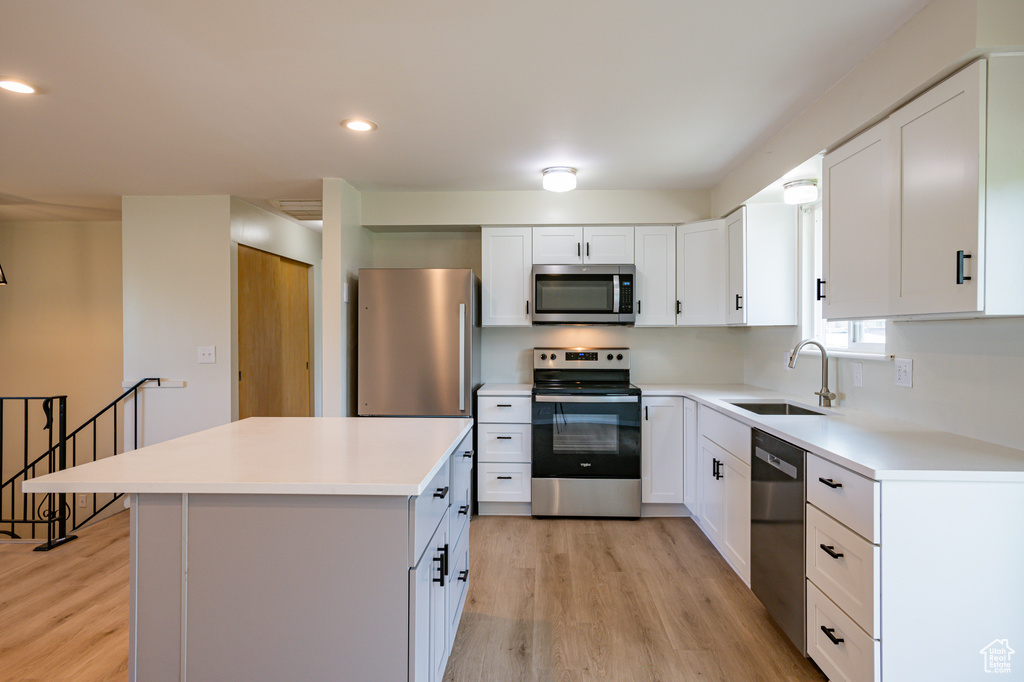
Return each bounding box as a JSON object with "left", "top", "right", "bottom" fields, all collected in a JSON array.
[
  {"left": 458, "top": 569, "right": 469, "bottom": 582},
  {"left": 676, "top": 300, "right": 682, "bottom": 315},
  {"left": 433, "top": 486, "right": 449, "bottom": 499},
  {"left": 638, "top": 300, "right": 642, "bottom": 314},
  {"left": 816, "top": 278, "right": 826, "bottom": 301},
  {"left": 818, "top": 477, "right": 843, "bottom": 489},
  {"left": 458, "top": 505, "right": 469, "bottom": 516},
  {"left": 586, "top": 242, "right": 590, "bottom": 257},
  {"left": 645, "top": 406, "right": 649, "bottom": 420},
  {"left": 957, "top": 250, "right": 972, "bottom": 284},
  {"left": 496, "top": 475, "right": 512, "bottom": 480},
  {"left": 820, "top": 544, "right": 845, "bottom": 559},
  {"left": 496, "top": 436, "right": 512, "bottom": 440},
  {"left": 432, "top": 552, "right": 445, "bottom": 587},
  {"left": 462, "top": 451, "right": 473, "bottom": 459},
  {"left": 496, "top": 404, "right": 512, "bottom": 407},
  {"left": 735, "top": 294, "right": 743, "bottom": 310},
  {"left": 444, "top": 543, "right": 449, "bottom": 576},
  {"left": 821, "top": 626, "right": 844, "bottom": 645},
  {"left": 578, "top": 242, "right": 581, "bottom": 257},
  {"left": 526, "top": 300, "right": 530, "bottom": 315}
]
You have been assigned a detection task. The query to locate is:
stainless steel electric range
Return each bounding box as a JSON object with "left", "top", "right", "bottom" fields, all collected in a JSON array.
[{"left": 531, "top": 347, "right": 642, "bottom": 518}]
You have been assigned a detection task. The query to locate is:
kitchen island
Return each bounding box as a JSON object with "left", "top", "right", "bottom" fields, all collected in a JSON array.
[{"left": 23, "top": 417, "right": 474, "bottom": 682}]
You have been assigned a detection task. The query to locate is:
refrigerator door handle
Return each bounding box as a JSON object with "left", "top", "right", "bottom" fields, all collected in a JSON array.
[{"left": 459, "top": 303, "right": 466, "bottom": 411}]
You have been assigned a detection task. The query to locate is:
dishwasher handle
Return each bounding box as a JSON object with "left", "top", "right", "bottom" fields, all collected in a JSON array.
[{"left": 754, "top": 447, "right": 799, "bottom": 479}]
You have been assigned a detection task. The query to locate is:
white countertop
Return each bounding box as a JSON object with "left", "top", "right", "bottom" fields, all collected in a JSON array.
[
  {"left": 22, "top": 417, "right": 473, "bottom": 496},
  {"left": 638, "top": 383, "right": 1024, "bottom": 482},
  {"left": 477, "top": 383, "right": 532, "bottom": 396}
]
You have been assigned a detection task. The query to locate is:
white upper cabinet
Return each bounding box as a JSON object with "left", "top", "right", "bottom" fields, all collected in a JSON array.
[
  {"left": 676, "top": 219, "right": 728, "bottom": 326},
  {"left": 634, "top": 225, "right": 677, "bottom": 326},
  {"left": 889, "top": 60, "right": 986, "bottom": 316},
  {"left": 725, "top": 205, "right": 798, "bottom": 326},
  {"left": 822, "top": 120, "right": 891, "bottom": 320},
  {"left": 481, "top": 227, "right": 532, "bottom": 326},
  {"left": 533, "top": 226, "right": 634, "bottom": 264}
]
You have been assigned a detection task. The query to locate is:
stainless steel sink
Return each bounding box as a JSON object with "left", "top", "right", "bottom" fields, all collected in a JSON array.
[{"left": 727, "top": 401, "right": 828, "bottom": 416}]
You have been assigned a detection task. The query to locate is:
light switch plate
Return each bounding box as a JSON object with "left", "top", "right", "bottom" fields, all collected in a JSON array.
[
  {"left": 198, "top": 346, "right": 216, "bottom": 364},
  {"left": 894, "top": 358, "right": 912, "bottom": 387},
  {"left": 853, "top": 362, "right": 863, "bottom": 388}
]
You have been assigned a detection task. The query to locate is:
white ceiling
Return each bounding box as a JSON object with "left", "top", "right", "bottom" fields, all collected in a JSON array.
[{"left": 0, "top": 0, "right": 929, "bottom": 222}]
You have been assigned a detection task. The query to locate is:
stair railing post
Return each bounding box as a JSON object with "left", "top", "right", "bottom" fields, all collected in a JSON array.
[{"left": 56, "top": 397, "right": 68, "bottom": 542}]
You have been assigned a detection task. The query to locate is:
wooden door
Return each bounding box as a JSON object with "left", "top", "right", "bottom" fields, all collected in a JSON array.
[{"left": 238, "top": 244, "right": 311, "bottom": 418}]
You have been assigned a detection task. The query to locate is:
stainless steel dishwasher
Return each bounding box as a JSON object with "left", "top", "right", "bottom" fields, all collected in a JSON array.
[{"left": 751, "top": 429, "right": 806, "bottom": 652}]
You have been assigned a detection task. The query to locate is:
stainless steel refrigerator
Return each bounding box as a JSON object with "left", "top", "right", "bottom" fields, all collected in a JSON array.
[{"left": 357, "top": 268, "right": 480, "bottom": 417}]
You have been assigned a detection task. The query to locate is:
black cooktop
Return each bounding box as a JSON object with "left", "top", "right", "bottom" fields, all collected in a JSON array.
[{"left": 532, "top": 381, "right": 641, "bottom": 396}]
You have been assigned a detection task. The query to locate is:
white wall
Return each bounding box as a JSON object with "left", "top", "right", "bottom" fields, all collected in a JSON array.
[
  {"left": 362, "top": 189, "right": 711, "bottom": 228},
  {"left": 122, "top": 196, "right": 233, "bottom": 446},
  {"left": 321, "top": 179, "right": 372, "bottom": 417}
]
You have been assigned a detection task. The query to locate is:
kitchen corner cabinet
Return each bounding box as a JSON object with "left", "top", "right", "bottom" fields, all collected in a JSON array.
[
  {"left": 696, "top": 405, "right": 751, "bottom": 584},
  {"left": 634, "top": 225, "right": 677, "bottom": 326},
  {"left": 482, "top": 227, "right": 532, "bottom": 326},
  {"left": 676, "top": 219, "right": 728, "bottom": 326},
  {"left": 725, "top": 205, "right": 798, "bottom": 326},
  {"left": 533, "top": 226, "right": 634, "bottom": 265},
  {"left": 890, "top": 57, "right": 1024, "bottom": 318},
  {"left": 641, "top": 396, "right": 684, "bottom": 504},
  {"left": 821, "top": 120, "right": 891, "bottom": 320}
]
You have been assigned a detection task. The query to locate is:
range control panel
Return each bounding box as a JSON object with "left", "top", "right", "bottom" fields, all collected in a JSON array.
[{"left": 534, "top": 347, "right": 630, "bottom": 370}]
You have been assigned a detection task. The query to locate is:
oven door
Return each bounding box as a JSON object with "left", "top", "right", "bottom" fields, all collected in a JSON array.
[{"left": 532, "top": 394, "right": 641, "bottom": 478}]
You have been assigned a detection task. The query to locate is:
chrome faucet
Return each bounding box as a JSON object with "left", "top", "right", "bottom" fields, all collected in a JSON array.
[{"left": 788, "top": 339, "right": 837, "bottom": 407}]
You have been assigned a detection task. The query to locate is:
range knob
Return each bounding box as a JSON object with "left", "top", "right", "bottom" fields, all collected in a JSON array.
[
  {"left": 617, "top": 353, "right": 624, "bottom": 360},
  {"left": 607, "top": 354, "right": 614, "bottom": 361},
  {"left": 540, "top": 353, "right": 547, "bottom": 360}
]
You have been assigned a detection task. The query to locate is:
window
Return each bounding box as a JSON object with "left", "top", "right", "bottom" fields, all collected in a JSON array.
[{"left": 804, "top": 202, "right": 887, "bottom": 355}]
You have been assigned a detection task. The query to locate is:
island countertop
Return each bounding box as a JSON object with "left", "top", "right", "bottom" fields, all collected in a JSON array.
[{"left": 22, "top": 417, "right": 473, "bottom": 496}]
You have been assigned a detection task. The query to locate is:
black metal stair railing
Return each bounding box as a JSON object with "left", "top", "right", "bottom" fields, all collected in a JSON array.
[{"left": 0, "top": 378, "right": 161, "bottom": 550}]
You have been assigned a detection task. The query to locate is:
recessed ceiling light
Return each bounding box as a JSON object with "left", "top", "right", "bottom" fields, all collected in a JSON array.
[
  {"left": 0, "top": 78, "right": 41, "bottom": 94},
  {"left": 340, "top": 118, "right": 378, "bottom": 132},
  {"left": 542, "top": 167, "right": 577, "bottom": 192}
]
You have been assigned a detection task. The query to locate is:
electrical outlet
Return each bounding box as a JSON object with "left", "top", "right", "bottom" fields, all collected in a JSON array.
[
  {"left": 198, "top": 345, "right": 216, "bottom": 364},
  {"left": 853, "top": 362, "right": 863, "bottom": 388},
  {"left": 77, "top": 493, "right": 88, "bottom": 508},
  {"left": 894, "top": 358, "right": 913, "bottom": 388}
]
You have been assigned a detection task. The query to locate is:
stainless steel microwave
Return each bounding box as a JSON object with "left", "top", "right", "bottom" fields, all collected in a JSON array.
[{"left": 531, "top": 265, "right": 636, "bottom": 325}]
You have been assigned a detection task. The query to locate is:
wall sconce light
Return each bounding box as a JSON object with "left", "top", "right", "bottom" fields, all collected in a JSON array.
[
  {"left": 783, "top": 179, "right": 818, "bottom": 205},
  {"left": 542, "top": 166, "right": 577, "bottom": 192}
]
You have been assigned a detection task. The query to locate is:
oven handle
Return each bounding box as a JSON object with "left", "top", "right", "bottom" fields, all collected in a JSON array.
[{"left": 534, "top": 395, "right": 639, "bottom": 404}]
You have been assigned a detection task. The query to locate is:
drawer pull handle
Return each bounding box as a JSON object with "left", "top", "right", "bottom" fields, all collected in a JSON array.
[
  {"left": 496, "top": 475, "right": 513, "bottom": 480},
  {"left": 820, "top": 544, "right": 845, "bottom": 559},
  {"left": 458, "top": 505, "right": 469, "bottom": 516},
  {"left": 496, "top": 436, "right": 513, "bottom": 440},
  {"left": 462, "top": 451, "right": 473, "bottom": 459},
  {"left": 818, "top": 477, "right": 843, "bottom": 489},
  {"left": 821, "top": 626, "right": 845, "bottom": 646},
  {"left": 458, "top": 569, "right": 469, "bottom": 582},
  {"left": 496, "top": 404, "right": 512, "bottom": 407},
  {"left": 433, "top": 486, "right": 449, "bottom": 499}
]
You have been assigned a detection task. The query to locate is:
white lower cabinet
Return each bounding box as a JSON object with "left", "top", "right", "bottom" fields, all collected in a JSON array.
[
  {"left": 682, "top": 398, "right": 698, "bottom": 511},
  {"left": 410, "top": 509, "right": 451, "bottom": 682},
  {"left": 641, "top": 396, "right": 684, "bottom": 504},
  {"left": 478, "top": 394, "right": 531, "bottom": 509},
  {"left": 696, "top": 406, "right": 751, "bottom": 585},
  {"left": 807, "top": 581, "right": 880, "bottom": 682}
]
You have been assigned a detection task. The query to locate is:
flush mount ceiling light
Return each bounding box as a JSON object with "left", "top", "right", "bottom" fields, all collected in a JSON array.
[
  {"left": 0, "top": 78, "right": 42, "bottom": 94},
  {"left": 542, "top": 166, "right": 577, "bottom": 192},
  {"left": 783, "top": 179, "right": 818, "bottom": 205},
  {"left": 340, "top": 118, "right": 378, "bottom": 132}
]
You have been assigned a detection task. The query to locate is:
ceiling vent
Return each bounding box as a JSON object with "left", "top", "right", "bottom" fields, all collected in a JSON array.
[{"left": 271, "top": 200, "right": 323, "bottom": 221}]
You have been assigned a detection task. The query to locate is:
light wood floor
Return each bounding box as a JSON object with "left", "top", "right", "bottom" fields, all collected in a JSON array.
[{"left": 0, "top": 512, "right": 824, "bottom": 681}]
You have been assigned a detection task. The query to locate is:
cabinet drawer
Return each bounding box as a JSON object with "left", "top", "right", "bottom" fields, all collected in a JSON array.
[
  {"left": 807, "top": 454, "right": 880, "bottom": 543},
  {"left": 409, "top": 457, "right": 452, "bottom": 566},
  {"left": 807, "top": 581, "right": 879, "bottom": 682},
  {"left": 448, "top": 528, "right": 470, "bottom": 645},
  {"left": 450, "top": 451, "right": 472, "bottom": 547},
  {"left": 806, "top": 505, "right": 880, "bottom": 637},
  {"left": 478, "top": 396, "right": 532, "bottom": 423},
  {"left": 478, "top": 423, "right": 531, "bottom": 462},
  {"left": 698, "top": 405, "right": 752, "bottom": 464},
  {"left": 477, "top": 463, "right": 531, "bottom": 502}
]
